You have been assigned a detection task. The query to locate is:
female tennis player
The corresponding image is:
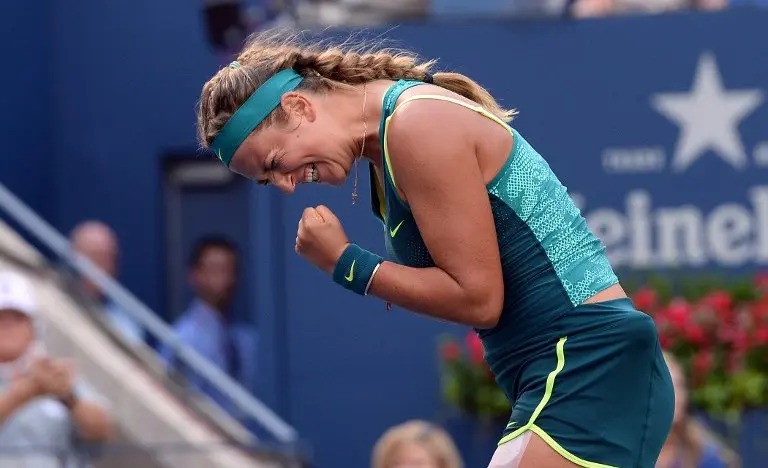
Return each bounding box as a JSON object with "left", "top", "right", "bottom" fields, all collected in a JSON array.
[{"left": 196, "top": 31, "right": 675, "bottom": 468}]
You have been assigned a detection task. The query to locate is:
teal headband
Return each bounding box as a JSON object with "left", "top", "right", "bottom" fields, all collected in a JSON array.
[{"left": 211, "top": 67, "right": 305, "bottom": 167}]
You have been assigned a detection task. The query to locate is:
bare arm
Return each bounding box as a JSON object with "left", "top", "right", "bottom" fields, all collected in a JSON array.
[
  {"left": 61, "top": 382, "right": 115, "bottom": 442},
  {"left": 66, "top": 395, "right": 115, "bottom": 442},
  {"left": 0, "top": 378, "right": 38, "bottom": 425},
  {"left": 367, "top": 100, "right": 505, "bottom": 328}
]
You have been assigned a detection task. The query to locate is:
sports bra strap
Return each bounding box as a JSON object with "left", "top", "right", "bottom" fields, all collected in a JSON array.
[{"left": 391, "top": 94, "right": 512, "bottom": 134}]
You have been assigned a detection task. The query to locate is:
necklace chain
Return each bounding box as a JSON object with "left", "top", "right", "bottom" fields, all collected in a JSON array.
[
  {"left": 354, "top": 85, "right": 390, "bottom": 312},
  {"left": 352, "top": 84, "right": 367, "bottom": 205}
]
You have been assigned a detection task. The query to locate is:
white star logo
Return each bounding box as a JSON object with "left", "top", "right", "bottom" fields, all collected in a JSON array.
[{"left": 651, "top": 52, "right": 763, "bottom": 172}]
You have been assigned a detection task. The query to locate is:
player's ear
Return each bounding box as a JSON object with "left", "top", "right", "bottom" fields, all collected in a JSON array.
[{"left": 280, "top": 92, "right": 316, "bottom": 124}]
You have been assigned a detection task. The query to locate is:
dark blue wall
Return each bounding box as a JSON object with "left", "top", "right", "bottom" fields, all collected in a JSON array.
[
  {"left": 50, "top": 0, "right": 217, "bottom": 314},
  {"left": 0, "top": 1, "right": 52, "bottom": 219},
  {"left": 2, "top": 3, "right": 768, "bottom": 468}
]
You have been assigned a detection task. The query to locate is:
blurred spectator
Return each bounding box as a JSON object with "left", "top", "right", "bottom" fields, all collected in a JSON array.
[
  {"left": 504, "top": 0, "right": 569, "bottom": 17},
  {"left": 0, "top": 271, "right": 114, "bottom": 467},
  {"left": 296, "top": 0, "right": 429, "bottom": 27},
  {"left": 371, "top": 420, "right": 463, "bottom": 468},
  {"left": 656, "top": 353, "right": 739, "bottom": 468},
  {"left": 161, "top": 236, "right": 258, "bottom": 415},
  {"left": 244, "top": 0, "right": 296, "bottom": 31},
  {"left": 571, "top": 0, "right": 728, "bottom": 17},
  {"left": 431, "top": 0, "right": 567, "bottom": 18},
  {"left": 204, "top": 0, "right": 296, "bottom": 63},
  {"left": 69, "top": 221, "right": 144, "bottom": 344}
]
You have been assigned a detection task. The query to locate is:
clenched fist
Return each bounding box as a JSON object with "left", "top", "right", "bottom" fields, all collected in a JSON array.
[
  {"left": 295, "top": 205, "right": 350, "bottom": 274},
  {"left": 28, "top": 357, "right": 74, "bottom": 399}
]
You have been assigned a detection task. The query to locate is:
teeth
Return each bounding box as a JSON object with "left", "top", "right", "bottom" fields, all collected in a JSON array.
[{"left": 304, "top": 164, "right": 319, "bottom": 183}]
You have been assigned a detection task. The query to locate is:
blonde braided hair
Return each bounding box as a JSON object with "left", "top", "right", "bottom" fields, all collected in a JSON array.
[{"left": 197, "top": 30, "right": 516, "bottom": 150}]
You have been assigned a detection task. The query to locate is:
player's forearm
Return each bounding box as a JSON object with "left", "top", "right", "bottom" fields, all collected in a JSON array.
[{"left": 367, "top": 261, "right": 501, "bottom": 328}]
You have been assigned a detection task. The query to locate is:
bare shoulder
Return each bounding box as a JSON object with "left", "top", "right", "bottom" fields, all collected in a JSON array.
[
  {"left": 385, "top": 86, "right": 481, "bottom": 171},
  {"left": 384, "top": 85, "right": 509, "bottom": 199}
]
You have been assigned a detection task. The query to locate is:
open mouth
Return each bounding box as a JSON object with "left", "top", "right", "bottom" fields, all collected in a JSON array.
[{"left": 304, "top": 163, "right": 319, "bottom": 183}]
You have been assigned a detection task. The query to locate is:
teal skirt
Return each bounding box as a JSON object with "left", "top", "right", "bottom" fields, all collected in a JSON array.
[{"left": 497, "top": 298, "right": 674, "bottom": 468}]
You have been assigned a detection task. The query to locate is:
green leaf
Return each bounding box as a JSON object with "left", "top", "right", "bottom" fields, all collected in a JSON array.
[
  {"left": 729, "top": 280, "right": 760, "bottom": 303},
  {"left": 692, "top": 381, "right": 730, "bottom": 416},
  {"left": 730, "top": 370, "right": 768, "bottom": 408},
  {"left": 647, "top": 274, "right": 674, "bottom": 303}
]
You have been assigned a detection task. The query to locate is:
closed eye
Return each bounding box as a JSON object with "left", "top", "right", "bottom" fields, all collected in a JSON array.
[
  {"left": 271, "top": 150, "right": 286, "bottom": 171},
  {"left": 257, "top": 148, "right": 286, "bottom": 186}
]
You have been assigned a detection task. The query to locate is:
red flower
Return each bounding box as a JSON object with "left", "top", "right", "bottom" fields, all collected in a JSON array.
[
  {"left": 754, "top": 327, "right": 768, "bottom": 346},
  {"left": 755, "top": 272, "right": 768, "bottom": 292},
  {"left": 658, "top": 331, "right": 672, "bottom": 350},
  {"left": 699, "top": 291, "right": 735, "bottom": 326},
  {"left": 693, "top": 350, "right": 713, "bottom": 373},
  {"left": 733, "top": 329, "right": 750, "bottom": 351},
  {"left": 754, "top": 300, "right": 768, "bottom": 323},
  {"left": 441, "top": 341, "right": 461, "bottom": 362},
  {"left": 665, "top": 299, "right": 692, "bottom": 329},
  {"left": 692, "top": 350, "right": 714, "bottom": 387},
  {"left": 465, "top": 331, "right": 485, "bottom": 365},
  {"left": 702, "top": 290, "right": 732, "bottom": 312},
  {"left": 718, "top": 326, "right": 737, "bottom": 344},
  {"left": 684, "top": 322, "right": 707, "bottom": 346},
  {"left": 728, "top": 349, "right": 745, "bottom": 374},
  {"left": 632, "top": 287, "right": 658, "bottom": 312}
]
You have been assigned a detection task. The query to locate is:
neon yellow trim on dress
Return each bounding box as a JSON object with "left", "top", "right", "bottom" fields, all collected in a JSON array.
[
  {"left": 529, "top": 425, "right": 617, "bottom": 468},
  {"left": 372, "top": 167, "right": 387, "bottom": 220},
  {"left": 382, "top": 94, "right": 513, "bottom": 193},
  {"left": 496, "top": 337, "right": 618, "bottom": 468}
]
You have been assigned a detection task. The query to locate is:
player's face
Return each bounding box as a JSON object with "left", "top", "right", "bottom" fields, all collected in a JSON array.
[
  {"left": 387, "top": 442, "right": 441, "bottom": 468},
  {"left": 230, "top": 93, "right": 356, "bottom": 194}
]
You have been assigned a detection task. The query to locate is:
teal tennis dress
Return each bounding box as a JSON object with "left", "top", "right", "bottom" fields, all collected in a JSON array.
[{"left": 369, "top": 80, "right": 674, "bottom": 468}]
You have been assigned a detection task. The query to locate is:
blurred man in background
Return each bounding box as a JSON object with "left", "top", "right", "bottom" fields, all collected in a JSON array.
[
  {"left": 69, "top": 221, "right": 145, "bottom": 344},
  {"left": 0, "top": 271, "right": 114, "bottom": 467},
  {"left": 162, "top": 237, "right": 258, "bottom": 417}
]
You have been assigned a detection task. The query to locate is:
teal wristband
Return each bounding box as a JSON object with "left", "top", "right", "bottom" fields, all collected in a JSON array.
[{"left": 332, "top": 244, "right": 383, "bottom": 295}]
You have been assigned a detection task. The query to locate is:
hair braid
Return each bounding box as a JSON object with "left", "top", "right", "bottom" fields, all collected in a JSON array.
[
  {"left": 197, "top": 30, "right": 516, "bottom": 150},
  {"left": 293, "top": 48, "right": 434, "bottom": 84}
]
